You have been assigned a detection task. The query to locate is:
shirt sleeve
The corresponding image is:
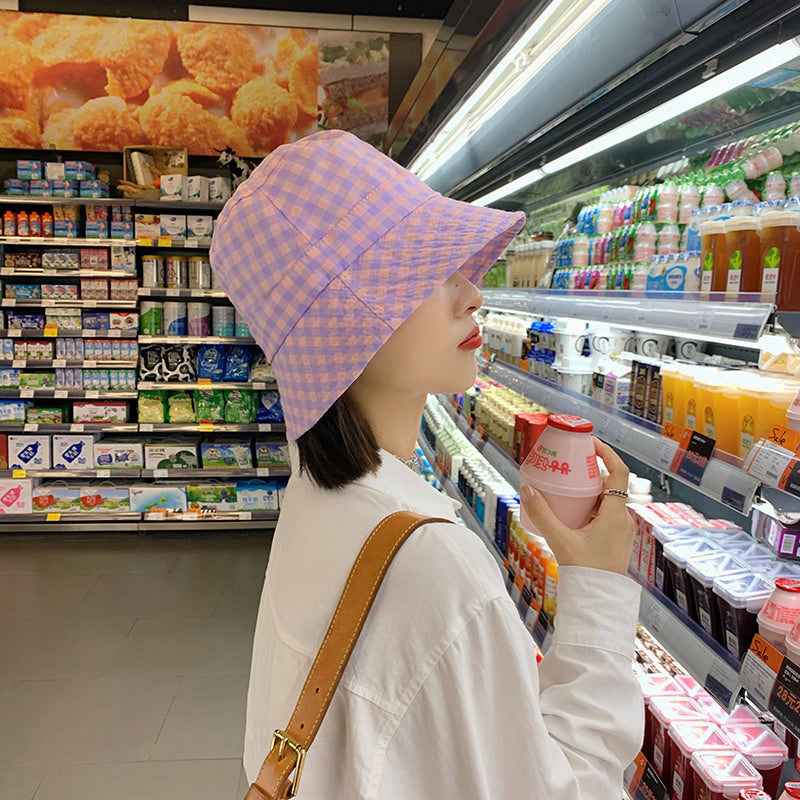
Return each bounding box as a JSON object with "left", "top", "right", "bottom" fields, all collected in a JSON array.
[{"left": 376, "top": 566, "right": 644, "bottom": 800}]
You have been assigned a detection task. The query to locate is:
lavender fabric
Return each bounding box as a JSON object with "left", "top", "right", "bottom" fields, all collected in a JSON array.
[{"left": 210, "top": 129, "right": 525, "bottom": 440}]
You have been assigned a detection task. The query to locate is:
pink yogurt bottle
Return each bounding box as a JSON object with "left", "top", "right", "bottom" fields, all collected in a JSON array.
[{"left": 519, "top": 414, "right": 602, "bottom": 531}]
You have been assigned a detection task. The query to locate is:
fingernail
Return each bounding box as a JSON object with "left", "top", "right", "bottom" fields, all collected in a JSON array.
[{"left": 521, "top": 485, "right": 537, "bottom": 501}]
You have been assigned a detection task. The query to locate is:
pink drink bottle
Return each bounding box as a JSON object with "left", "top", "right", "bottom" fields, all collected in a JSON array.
[{"left": 519, "top": 415, "right": 603, "bottom": 530}]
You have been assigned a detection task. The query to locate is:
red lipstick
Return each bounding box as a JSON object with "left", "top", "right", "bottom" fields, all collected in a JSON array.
[{"left": 458, "top": 325, "right": 482, "bottom": 350}]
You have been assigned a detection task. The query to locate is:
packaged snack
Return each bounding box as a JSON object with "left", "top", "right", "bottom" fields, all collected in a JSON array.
[
  {"left": 0, "top": 478, "right": 33, "bottom": 513},
  {"left": 236, "top": 480, "right": 279, "bottom": 511},
  {"left": 93, "top": 442, "right": 143, "bottom": 469},
  {"left": 161, "top": 345, "right": 197, "bottom": 383},
  {"left": 78, "top": 486, "right": 130, "bottom": 511},
  {"left": 194, "top": 389, "right": 225, "bottom": 422},
  {"left": 128, "top": 485, "right": 187, "bottom": 512},
  {"left": 32, "top": 486, "right": 81, "bottom": 513},
  {"left": 200, "top": 442, "right": 252, "bottom": 468},
  {"left": 138, "top": 345, "right": 164, "bottom": 382},
  {"left": 186, "top": 482, "right": 237, "bottom": 510},
  {"left": 143, "top": 443, "right": 199, "bottom": 470},
  {"left": 72, "top": 401, "right": 128, "bottom": 423},
  {"left": 254, "top": 441, "right": 290, "bottom": 467},
  {"left": 250, "top": 354, "right": 274, "bottom": 382},
  {"left": 137, "top": 390, "right": 166, "bottom": 423},
  {"left": 167, "top": 391, "right": 195, "bottom": 422},
  {"left": 223, "top": 345, "right": 251, "bottom": 382},
  {"left": 8, "top": 434, "right": 51, "bottom": 469},
  {"left": 197, "top": 344, "right": 226, "bottom": 381},
  {"left": 257, "top": 390, "right": 284, "bottom": 423},
  {"left": 52, "top": 434, "right": 95, "bottom": 469},
  {"left": 224, "top": 388, "right": 257, "bottom": 423}
]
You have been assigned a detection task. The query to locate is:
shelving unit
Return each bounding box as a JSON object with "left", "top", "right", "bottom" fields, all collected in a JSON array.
[
  {"left": 137, "top": 381, "right": 275, "bottom": 391},
  {"left": 1, "top": 299, "right": 137, "bottom": 309},
  {"left": 1, "top": 328, "right": 138, "bottom": 338},
  {"left": 138, "top": 335, "right": 256, "bottom": 345},
  {"left": 1, "top": 268, "right": 137, "bottom": 277},
  {"left": 138, "top": 288, "right": 227, "bottom": 299}
]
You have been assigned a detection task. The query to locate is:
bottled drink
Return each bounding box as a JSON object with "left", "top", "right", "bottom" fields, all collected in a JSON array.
[{"left": 724, "top": 214, "right": 761, "bottom": 296}]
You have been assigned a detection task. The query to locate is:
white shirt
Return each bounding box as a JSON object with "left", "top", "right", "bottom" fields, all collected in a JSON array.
[{"left": 244, "top": 445, "right": 644, "bottom": 799}]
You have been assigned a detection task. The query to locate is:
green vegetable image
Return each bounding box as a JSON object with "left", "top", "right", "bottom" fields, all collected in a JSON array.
[
  {"left": 729, "top": 249, "right": 742, "bottom": 272},
  {"left": 765, "top": 246, "right": 781, "bottom": 270},
  {"left": 703, "top": 252, "right": 713, "bottom": 271}
]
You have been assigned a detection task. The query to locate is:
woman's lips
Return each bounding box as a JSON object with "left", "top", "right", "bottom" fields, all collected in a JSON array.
[{"left": 458, "top": 326, "right": 482, "bottom": 350}]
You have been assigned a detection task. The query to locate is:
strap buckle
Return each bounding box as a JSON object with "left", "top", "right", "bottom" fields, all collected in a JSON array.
[{"left": 271, "top": 729, "right": 306, "bottom": 798}]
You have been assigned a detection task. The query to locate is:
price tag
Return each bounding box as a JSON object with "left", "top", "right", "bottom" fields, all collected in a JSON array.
[
  {"left": 23, "top": 423, "right": 38, "bottom": 432},
  {"left": 138, "top": 237, "right": 153, "bottom": 246},
  {"left": 140, "top": 423, "right": 153, "bottom": 432},
  {"left": 42, "top": 299, "right": 56, "bottom": 307},
  {"left": 661, "top": 421, "right": 685, "bottom": 443},
  {"left": 83, "top": 360, "right": 97, "bottom": 367},
  {"left": 70, "top": 423, "right": 84, "bottom": 432},
  {"left": 695, "top": 308, "right": 714, "bottom": 333},
  {"left": 185, "top": 238, "right": 199, "bottom": 249},
  {"left": 85, "top": 390, "right": 99, "bottom": 399},
  {"left": 258, "top": 423, "right": 272, "bottom": 432},
  {"left": 20, "top": 388, "right": 34, "bottom": 398},
  {"left": 137, "top": 287, "right": 147, "bottom": 296},
  {"left": 12, "top": 469, "right": 26, "bottom": 478},
  {"left": 96, "top": 469, "right": 111, "bottom": 478},
  {"left": 139, "top": 382, "right": 154, "bottom": 390},
  {"left": 652, "top": 436, "right": 678, "bottom": 471},
  {"left": 43, "top": 324, "right": 58, "bottom": 337},
  {"left": 626, "top": 753, "right": 668, "bottom": 800},
  {"left": 166, "top": 288, "right": 180, "bottom": 296},
  {"left": 252, "top": 381, "right": 266, "bottom": 390},
  {"left": 153, "top": 468, "right": 169, "bottom": 478},
  {"left": 83, "top": 329, "right": 96, "bottom": 337},
  {"left": 158, "top": 236, "right": 172, "bottom": 248},
  {"left": 600, "top": 304, "right": 613, "bottom": 322},
  {"left": 3, "top": 299, "right": 15, "bottom": 307},
  {"left": 668, "top": 428, "right": 716, "bottom": 486},
  {"left": 257, "top": 467, "right": 270, "bottom": 477},
  {"left": 197, "top": 378, "right": 212, "bottom": 385},
  {"left": 198, "top": 422, "right": 214, "bottom": 431},
  {"left": 54, "top": 390, "right": 67, "bottom": 399},
  {"left": 8, "top": 328, "right": 21, "bottom": 337},
  {"left": 108, "top": 329, "right": 121, "bottom": 338},
  {"left": 744, "top": 427, "right": 800, "bottom": 488},
  {"left": 46, "top": 512, "right": 61, "bottom": 522},
  {"left": 12, "top": 359, "right": 25, "bottom": 368},
  {"left": 602, "top": 417, "right": 626, "bottom": 447},
  {"left": 52, "top": 359, "right": 66, "bottom": 367}
]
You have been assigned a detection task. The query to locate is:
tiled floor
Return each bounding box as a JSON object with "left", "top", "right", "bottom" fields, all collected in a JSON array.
[{"left": 0, "top": 531, "right": 272, "bottom": 800}]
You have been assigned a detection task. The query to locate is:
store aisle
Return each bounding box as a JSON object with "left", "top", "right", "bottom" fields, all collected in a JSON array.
[{"left": 0, "top": 531, "right": 272, "bottom": 800}]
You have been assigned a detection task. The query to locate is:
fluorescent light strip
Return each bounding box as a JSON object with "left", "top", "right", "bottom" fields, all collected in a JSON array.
[
  {"left": 408, "top": 0, "right": 611, "bottom": 180},
  {"left": 472, "top": 38, "right": 800, "bottom": 207}
]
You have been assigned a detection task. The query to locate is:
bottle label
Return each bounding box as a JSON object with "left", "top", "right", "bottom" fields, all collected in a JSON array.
[
  {"left": 672, "top": 765, "right": 685, "bottom": 800},
  {"left": 726, "top": 629, "right": 740, "bottom": 656},
  {"left": 726, "top": 249, "right": 742, "bottom": 294},
  {"left": 701, "top": 270, "right": 713, "bottom": 294},
  {"left": 762, "top": 246, "right": 781, "bottom": 295}
]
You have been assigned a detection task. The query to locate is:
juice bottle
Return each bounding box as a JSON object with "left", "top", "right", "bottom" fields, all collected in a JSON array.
[
  {"left": 760, "top": 208, "right": 800, "bottom": 310},
  {"left": 695, "top": 370, "right": 721, "bottom": 439},
  {"left": 670, "top": 365, "right": 692, "bottom": 428},
  {"left": 714, "top": 374, "right": 744, "bottom": 457},
  {"left": 3, "top": 209, "right": 15, "bottom": 236},
  {"left": 739, "top": 376, "right": 797, "bottom": 457},
  {"left": 725, "top": 215, "right": 761, "bottom": 297},
  {"left": 700, "top": 216, "right": 726, "bottom": 295}
]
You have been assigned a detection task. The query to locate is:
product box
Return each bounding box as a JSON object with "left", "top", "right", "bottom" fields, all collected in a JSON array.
[
  {"left": 200, "top": 441, "right": 252, "bottom": 468},
  {"left": 110, "top": 221, "right": 134, "bottom": 239},
  {"left": 0, "top": 478, "right": 32, "bottom": 514},
  {"left": 0, "top": 433, "right": 7, "bottom": 469},
  {"left": 31, "top": 485, "right": 81, "bottom": 513},
  {"left": 187, "top": 215, "right": 213, "bottom": 240},
  {"left": 64, "top": 160, "right": 95, "bottom": 180},
  {"left": 186, "top": 482, "right": 238, "bottom": 511},
  {"left": 72, "top": 401, "right": 128, "bottom": 423},
  {"left": 8, "top": 434, "right": 51, "bottom": 469},
  {"left": 17, "top": 159, "right": 42, "bottom": 180},
  {"left": 93, "top": 442, "right": 143, "bottom": 469},
  {"left": 0, "top": 401, "right": 28, "bottom": 424},
  {"left": 29, "top": 179, "right": 52, "bottom": 196},
  {"left": 80, "top": 248, "right": 109, "bottom": 269},
  {"left": 3, "top": 178, "right": 29, "bottom": 195},
  {"left": 143, "top": 443, "right": 199, "bottom": 470},
  {"left": 80, "top": 180, "right": 109, "bottom": 198},
  {"left": 254, "top": 440, "right": 289, "bottom": 467},
  {"left": 160, "top": 214, "right": 187, "bottom": 238},
  {"left": 208, "top": 176, "right": 231, "bottom": 203},
  {"left": 45, "top": 161, "right": 66, "bottom": 180},
  {"left": 108, "top": 312, "right": 138, "bottom": 330},
  {"left": 82, "top": 311, "right": 109, "bottom": 330},
  {"left": 84, "top": 220, "right": 109, "bottom": 238},
  {"left": 78, "top": 486, "right": 130, "bottom": 511},
  {"left": 54, "top": 219, "right": 79, "bottom": 237},
  {"left": 50, "top": 179, "right": 79, "bottom": 198},
  {"left": 52, "top": 434, "right": 96, "bottom": 469},
  {"left": 128, "top": 484, "right": 187, "bottom": 512},
  {"left": 186, "top": 175, "right": 209, "bottom": 202},
  {"left": 110, "top": 245, "right": 136, "bottom": 269},
  {"left": 134, "top": 213, "right": 161, "bottom": 240},
  {"left": 160, "top": 174, "right": 185, "bottom": 201},
  {"left": 236, "top": 480, "right": 280, "bottom": 511}
]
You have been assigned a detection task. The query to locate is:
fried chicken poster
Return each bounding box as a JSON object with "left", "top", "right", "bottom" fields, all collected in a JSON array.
[{"left": 0, "top": 12, "right": 323, "bottom": 157}]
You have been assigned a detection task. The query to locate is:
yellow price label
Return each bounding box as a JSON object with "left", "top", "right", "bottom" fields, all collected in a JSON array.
[
  {"left": 138, "top": 236, "right": 153, "bottom": 246},
  {"left": 158, "top": 236, "right": 172, "bottom": 247},
  {"left": 197, "top": 378, "right": 212, "bottom": 385},
  {"left": 12, "top": 469, "right": 26, "bottom": 478},
  {"left": 43, "top": 324, "right": 58, "bottom": 337},
  {"left": 198, "top": 422, "right": 214, "bottom": 431},
  {"left": 46, "top": 512, "right": 61, "bottom": 522}
]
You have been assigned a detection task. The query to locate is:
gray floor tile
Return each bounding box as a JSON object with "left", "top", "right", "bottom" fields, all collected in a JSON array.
[
  {"left": 0, "top": 573, "right": 99, "bottom": 619},
  {"left": 0, "top": 618, "right": 135, "bottom": 680},
  {"left": 0, "top": 763, "right": 47, "bottom": 800},
  {"left": 71, "top": 571, "right": 231, "bottom": 619},
  {"left": 168, "top": 537, "right": 270, "bottom": 580},
  {"left": 0, "top": 675, "right": 181, "bottom": 763},
  {"left": 236, "top": 764, "right": 250, "bottom": 798},
  {"left": 151, "top": 674, "right": 249, "bottom": 760},
  {"left": 212, "top": 570, "right": 265, "bottom": 622},
  {"left": 33, "top": 759, "right": 242, "bottom": 800},
  {"left": 105, "top": 616, "right": 255, "bottom": 676}
]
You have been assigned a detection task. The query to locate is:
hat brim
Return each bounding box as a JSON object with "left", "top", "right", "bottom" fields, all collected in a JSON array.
[{"left": 275, "top": 198, "right": 524, "bottom": 440}]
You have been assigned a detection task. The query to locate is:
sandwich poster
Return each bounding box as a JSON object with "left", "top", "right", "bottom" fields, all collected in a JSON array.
[{"left": 0, "top": 11, "right": 390, "bottom": 157}]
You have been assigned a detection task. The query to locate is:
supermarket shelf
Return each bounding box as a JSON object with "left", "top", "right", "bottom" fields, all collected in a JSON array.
[
  {"left": 638, "top": 584, "right": 740, "bottom": 708},
  {"left": 135, "top": 237, "right": 211, "bottom": 249},
  {"left": 140, "top": 467, "right": 290, "bottom": 479},
  {"left": 1, "top": 388, "right": 137, "bottom": 399},
  {"left": 481, "top": 288, "right": 773, "bottom": 344},
  {"left": 479, "top": 357, "right": 760, "bottom": 515},
  {"left": 2, "top": 328, "right": 138, "bottom": 338},
  {"left": 137, "top": 381, "right": 276, "bottom": 391},
  {"left": 2, "top": 299, "right": 137, "bottom": 309},
  {"left": 137, "top": 288, "right": 228, "bottom": 299},
  {"left": 1, "top": 268, "right": 137, "bottom": 278},
  {"left": 760, "top": 487, "right": 800, "bottom": 515},
  {"left": 133, "top": 200, "right": 225, "bottom": 211},
  {"left": 0, "top": 236, "right": 133, "bottom": 246},
  {"left": 2, "top": 469, "right": 140, "bottom": 479},
  {"left": 0, "top": 515, "right": 141, "bottom": 533},
  {"left": 139, "top": 423, "right": 285, "bottom": 433},
  {"left": 0, "top": 423, "right": 138, "bottom": 433},
  {"left": 138, "top": 335, "right": 256, "bottom": 345},
  {"left": 0, "top": 359, "right": 136, "bottom": 368},
  {"left": 0, "top": 196, "right": 135, "bottom": 207}
]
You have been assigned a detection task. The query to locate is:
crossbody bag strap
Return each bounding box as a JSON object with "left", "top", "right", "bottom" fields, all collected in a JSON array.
[{"left": 244, "top": 510, "right": 453, "bottom": 800}]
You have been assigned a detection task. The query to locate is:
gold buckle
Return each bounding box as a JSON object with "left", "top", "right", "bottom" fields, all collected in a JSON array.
[{"left": 271, "top": 729, "right": 306, "bottom": 798}]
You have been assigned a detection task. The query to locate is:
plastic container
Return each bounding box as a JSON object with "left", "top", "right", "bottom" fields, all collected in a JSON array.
[
  {"left": 651, "top": 525, "right": 694, "bottom": 599},
  {"left": 519, "top": 415, "right": 602, "bottom": 531},
  {"left": 724, "top": 215, "right": 761, "bottom": 297},
  {"left": 555, "top": 367, "right": 592, "bottom": 394},
  {"left": 690, "top": 750, "right": 763, "bottom": 800},
  {"left": 650, "top": 695, "right": 706, "bottom": 784},
  {"left": 757, "top": 578, "right": 800, "bottom": 654},
  {"left": 738, "top": 377, "right": 797, "bottom": 458},
  {"left": 724, "top": 723, "right": 788, "bottom": 798},
  {"left": 163, "top": 301, "right": 187, "bottom": 336},
  {"left": 713, "top": 573, "right": 774, "bottom": 661},
  {"left": 664, "top": 538, "right": 721, "bottom": 619},
  {"left": 669, "top": 721, "right": 734, "bottom": 800},
  {"left": 724, "top": 705, "right": 761, "bottom": 729},
  {"left": 141, "top": 256, "right": 165, "bottom": 288},
  {"left": 785, "top": 613, "right": 800, "bottom": 665},
  {"left": 187, "top": 302, "right": 211, "bottom": 336},
  {"left": 700, "top": 217, "right": 728, "bottom": 295},
  {"left": 686, "top": 551, "right": 749, "bottom": 641},
  {"left": 637, "top": 673, "right": 686, "bottom": 761},
  {"left": 760, "top": 209, "right": 800, "bottom": 310}
]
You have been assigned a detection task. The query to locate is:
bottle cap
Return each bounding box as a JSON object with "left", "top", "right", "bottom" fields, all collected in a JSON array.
[
  {"left": 776, "top": 578, "right": 800, "bottom": 593},
  {"left": 547, "top": 414, "right": 593, "bottom": 433}
]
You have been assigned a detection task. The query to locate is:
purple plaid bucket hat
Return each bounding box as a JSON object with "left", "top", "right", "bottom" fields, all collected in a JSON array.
[{"left": 210, "top": 130, "right": 525, "bottom": 441}]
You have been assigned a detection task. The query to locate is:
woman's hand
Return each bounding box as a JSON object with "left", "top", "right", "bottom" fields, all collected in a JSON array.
[{"left": 520, "top": 437, "right": 635, "bottom": 575}]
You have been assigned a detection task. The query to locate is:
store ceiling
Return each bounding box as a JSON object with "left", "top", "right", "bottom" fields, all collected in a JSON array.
[{"left": 188, "top": 0, "right": 454, "bottom": 18}]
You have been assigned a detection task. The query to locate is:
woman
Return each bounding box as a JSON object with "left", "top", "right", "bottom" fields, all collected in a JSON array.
[{"left": 210, "top": 129, "right": 643, "bottom": 800}]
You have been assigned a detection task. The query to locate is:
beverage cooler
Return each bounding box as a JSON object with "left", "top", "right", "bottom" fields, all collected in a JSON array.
[{"left": 392, "top": 1, "right": 800, "bottom": 796}]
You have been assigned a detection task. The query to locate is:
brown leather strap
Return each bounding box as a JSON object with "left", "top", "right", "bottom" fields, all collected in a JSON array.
[{"left": 245, "top": 510, "right": 452, "bottom": 800}]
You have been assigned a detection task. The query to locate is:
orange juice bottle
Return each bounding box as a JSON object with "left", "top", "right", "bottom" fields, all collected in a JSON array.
[
  {"left": 543, "top": 548, "right": 559, "bottom": 617},
  {"left": 660, "top": 363, "right": 680, "bottom": 425},
  {"left": 713, "top": 374, "right": 743, "bottom": 456}
]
